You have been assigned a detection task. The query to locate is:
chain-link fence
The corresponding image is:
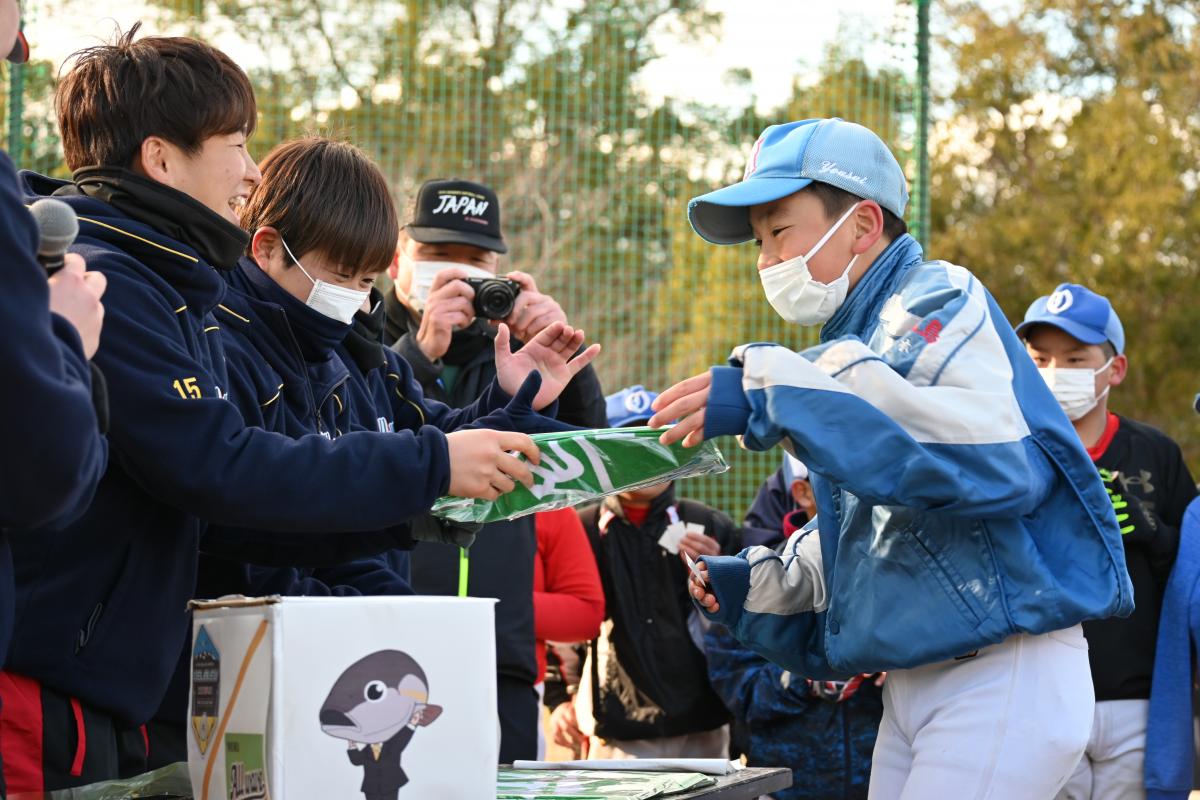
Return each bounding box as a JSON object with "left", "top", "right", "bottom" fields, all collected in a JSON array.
[{"left": 4, "top": 0, "right": 929, "bottom": 521}]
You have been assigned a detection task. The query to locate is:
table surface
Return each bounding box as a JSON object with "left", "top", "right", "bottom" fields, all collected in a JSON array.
[{"left": 646, "top": 767, "right": 792, "bottom": 800}]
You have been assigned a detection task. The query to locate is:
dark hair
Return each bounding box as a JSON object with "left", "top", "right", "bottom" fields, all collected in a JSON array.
[
  {"left": 241, "top": 137, "right": 399, "bottom": 277},
  {"left": 56, "top": 23, "right": 257, "bottom": 171},
  {"left": 805, "top": 181, "right": 908, "bottom": 242}
]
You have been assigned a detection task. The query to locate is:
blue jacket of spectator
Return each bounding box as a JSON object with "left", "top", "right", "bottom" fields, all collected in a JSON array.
[
  {"left": 1145, "top": 496, "right": 1200, "bottom": 800},
  {"left": 0, "top": 152, "right": 107, "bottom": 664}
]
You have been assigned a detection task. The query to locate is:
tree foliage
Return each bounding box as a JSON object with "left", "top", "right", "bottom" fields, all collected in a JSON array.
[{"left": 931, "top": 0, "right": 1200, "bottom": 465}]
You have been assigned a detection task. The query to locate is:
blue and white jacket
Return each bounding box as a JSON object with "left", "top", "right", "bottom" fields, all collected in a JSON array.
[{"left": 700, "top": 234, "right": 1134, "bottom": 678}]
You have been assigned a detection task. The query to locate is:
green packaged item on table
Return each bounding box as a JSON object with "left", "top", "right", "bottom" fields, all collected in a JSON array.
[
  {"left": 432, "top": 426, "right": 728, "bottom": 524},
  {"left": 496, "top": 768, "right": 717, "bottom": 799}
]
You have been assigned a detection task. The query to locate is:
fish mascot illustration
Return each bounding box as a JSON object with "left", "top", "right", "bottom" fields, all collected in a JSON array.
[{"left": 319, "top": 650, "right": 443, "bottom": 800}]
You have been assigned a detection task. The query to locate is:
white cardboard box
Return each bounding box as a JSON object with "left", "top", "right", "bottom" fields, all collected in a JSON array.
[{"left": 187, "top": 596, "right": 498, "bottom": 800}]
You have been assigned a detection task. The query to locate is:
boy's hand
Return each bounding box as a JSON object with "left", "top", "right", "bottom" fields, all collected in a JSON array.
[
  {"left": 416, "top": 267, "right": 476, "bottom": 361},
  {"left": 649, "top": 371, "right": 710, "bottom": 447},
  {"left": 446, "top": 429, "right": 541, "bottom": 500},
  {"left": 503, "top": 271, "right": 567, "bottom": 342},
  {"left": 549, "top": 702, "right": 585, "bottom": 749},
  {"left": 494, "top": 321, "right": 600, "bottom": 410},
  {"left": 688, "top": 561, "right": 720, "bottom": 613},
  {"left": 48, "top": 254, "right": 107, "bottom": 359}
]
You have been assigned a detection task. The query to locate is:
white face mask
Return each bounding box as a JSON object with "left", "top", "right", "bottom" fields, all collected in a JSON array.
[
  {"left": 405, "top": 258, "right": 495, "bottom": 311},
  {"left": 280, "top": 237, "right": 370, "bottom": 325},
  {"left": 758, "top": 202, "right": 861, "bottom": 326},
  {"left": 1038, "top": 358, "right": 1113, "bottom": 421}
]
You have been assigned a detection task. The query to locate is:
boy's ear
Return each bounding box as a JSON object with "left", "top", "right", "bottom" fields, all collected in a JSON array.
[
  {"left": 1109, "top": 354, "right": 1129, "bottom": 388},
  {"left": 850, "top": 201, "right": 884, "bottom": 255},
  {"left": 134, "top": 136, "right": 172, "bottom": 183},
  {"left": 250, "top": 227, "right": 281, "bottom": 267},
  {"left": 387, "top": 248, "right": 400, "bottom": 280}
]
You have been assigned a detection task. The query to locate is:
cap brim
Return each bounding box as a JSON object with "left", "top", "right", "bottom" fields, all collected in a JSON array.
[
  {"left": 6, "top": 31, "right": 29, "bottom": 64},
  {"left": 687, "top": 177, "right": 813, "bottom": 245},
  {"left": 406, "top": 225, "right": 507, "bottom": 254},
  {"left": 1015, "top": 316, "right": 1109, "bottom": 346}
]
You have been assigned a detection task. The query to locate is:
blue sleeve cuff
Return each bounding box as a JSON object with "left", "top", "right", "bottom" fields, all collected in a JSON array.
[
  {"left": 1146, "top": 791, "right": 1188, "bottom": 800},
  {"left": 704, "top": 366, "right": 751, "bottom": 439},
  {"left": 698, "top": 554, "right": 751, "bottom": 628}
]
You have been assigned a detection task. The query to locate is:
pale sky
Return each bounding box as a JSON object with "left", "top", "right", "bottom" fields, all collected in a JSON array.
[{"left": 21, "top": 0, "right": 906, "bottom": 116}]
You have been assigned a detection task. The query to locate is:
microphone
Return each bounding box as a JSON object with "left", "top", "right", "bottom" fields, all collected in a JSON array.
[{"left": 29, "top": 198, "right": 79, "bottom": 276}]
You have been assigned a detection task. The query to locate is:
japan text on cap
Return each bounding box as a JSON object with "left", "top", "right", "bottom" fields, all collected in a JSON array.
[
  {"left": 688, "top": 118, "right": 909, "bottom": 245},
  {"left": 406, "top": 178, "right": 507, "bottom": 254}
]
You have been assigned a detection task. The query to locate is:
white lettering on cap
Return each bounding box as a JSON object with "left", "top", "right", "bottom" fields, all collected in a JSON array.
[
  {"left": 431, "top": 192, "right": 490, "bottom": 217},
  {"left": 817, "top": 161, "right": 868, "bottom": 185},
  {"left": 1047, "top": 289, "right": 1074, "bottom": 314}
]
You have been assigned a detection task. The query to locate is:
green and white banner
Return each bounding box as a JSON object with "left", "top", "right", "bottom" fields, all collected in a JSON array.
[{"left": 432, "top": 427, "right": 729, "bottom": 523}]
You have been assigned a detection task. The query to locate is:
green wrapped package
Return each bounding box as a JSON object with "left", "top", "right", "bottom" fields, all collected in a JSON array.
[{"left": 431, "top": 426, "right": 728, "bottom": 524}]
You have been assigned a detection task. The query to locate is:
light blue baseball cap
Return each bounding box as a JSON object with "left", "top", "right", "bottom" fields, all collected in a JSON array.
[
  {"left": 1016, "top": 283, "right": 1125, "bottom": 355},
  {"left": 688, "top": 118, "right": 910, "bottom": 245}
]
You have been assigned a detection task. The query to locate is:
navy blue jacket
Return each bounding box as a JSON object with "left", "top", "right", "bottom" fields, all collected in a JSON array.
[
  {"left": 193, "top": 260, "right": 425, "bottom": 601},
  {"left": 0, "top": 153, "right": 107, "bottom": 664},
  {"left": 5, "top": 174, "right": 542, "bottom": 726},
  {"left": 742, "top": 467, "right": 794, "bottom": 549}
]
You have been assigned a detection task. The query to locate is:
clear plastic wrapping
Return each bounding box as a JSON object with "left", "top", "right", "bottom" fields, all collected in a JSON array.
[{"left": 431, "top": 426, "right": 729, "bottom": 524}]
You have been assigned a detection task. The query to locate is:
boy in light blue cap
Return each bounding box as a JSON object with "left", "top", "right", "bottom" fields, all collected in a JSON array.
[
  {"left": 1019, "top": 284, "right": 1196, "bottom": 800},
  {"left": 649, "top": 118, "right": 1134, "bottom": 798}
]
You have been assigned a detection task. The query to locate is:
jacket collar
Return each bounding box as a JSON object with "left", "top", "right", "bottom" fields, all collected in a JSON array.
[
  {"left": 821, "top": 233, "right": 925, "bottom": 342},
  {"left": 343, "top": 289, "right": 389, "bottom": 376},
  {"left": 20, "top": 169, "right": 228, "bottom": 314},
  {"left": 70, "top": 165, "right": 249, "bottom": 269},
  {"left": 222, "top": 258, "right": 351, "bottom": 410}
]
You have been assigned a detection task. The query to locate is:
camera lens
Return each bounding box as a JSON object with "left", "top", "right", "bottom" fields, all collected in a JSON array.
[{"left": 475, "top": 280, "right": 517, "bottom": 320}]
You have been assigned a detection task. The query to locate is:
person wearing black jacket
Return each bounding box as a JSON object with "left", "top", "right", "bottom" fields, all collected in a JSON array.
[
  {"left": 1019, "top": 283, "right": 1197, "bottom": 800},
  {"left": 549, "top": 386, "right": 736, "bottom": 759},
  {"left": 382, "top": 178, "right": 607, "bottom": 762},
  {"left": 0, "top": 35, "right": 593, "bottom": 792}
]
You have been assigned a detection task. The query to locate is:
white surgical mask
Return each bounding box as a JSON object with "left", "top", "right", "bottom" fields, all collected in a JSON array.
[
  {"left": 758, "top": 202, "right": 861, "bottom": 325},
  {"left": 405, "top": 258, "right": 495, "bottom": 311},
  {"left": 280, "top": 237, "right": 370, "bottom": 325},
  {"left": 1038, "top": 358, "right": 1113, "bottom": 421}
]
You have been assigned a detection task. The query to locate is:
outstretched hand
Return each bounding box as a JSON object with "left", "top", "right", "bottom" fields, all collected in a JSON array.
[
  {"left": 649, "top": 371, "right": 711, "bottom": 447},
  {"left": 688, "top": 562, "right": 719, "bottom": 613},
  {"left": 494, "top": 321, "right": 601, "bottom": 410}
]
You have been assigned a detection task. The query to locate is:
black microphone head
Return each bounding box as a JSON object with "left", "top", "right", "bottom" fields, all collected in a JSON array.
[{"left": 29, "top": 198, "right": 79, "bottom": 261}]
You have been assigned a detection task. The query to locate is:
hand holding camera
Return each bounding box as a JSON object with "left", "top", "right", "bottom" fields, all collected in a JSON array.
[
  {"left": 502, "top": 271, "right": 566, "bottom": 343},
  {"left": 415, "top": 266, "right": 479, "bottom": 361}
]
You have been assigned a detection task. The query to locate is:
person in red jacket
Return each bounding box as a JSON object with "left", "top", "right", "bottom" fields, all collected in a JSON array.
[{"left": 534, "top": 508, "right": 605, "bottom": 757}]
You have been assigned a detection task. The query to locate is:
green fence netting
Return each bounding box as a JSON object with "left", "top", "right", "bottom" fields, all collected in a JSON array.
[{"left": 4, "top": 0, "right": 929, "bottom": 521}]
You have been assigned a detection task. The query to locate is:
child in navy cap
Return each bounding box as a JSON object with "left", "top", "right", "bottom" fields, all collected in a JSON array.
[
  {"left": 1019, "top": 283, "right": 1196, "bottom": 800},
  {"left": 651, "top": 118, "right": 1134, "bottom": 797}
]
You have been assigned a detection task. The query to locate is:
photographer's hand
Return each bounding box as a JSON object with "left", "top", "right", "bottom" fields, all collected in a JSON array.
[
  {"left": 416, "top": 267, "right": 475, "bottom": 362},
  {"left": 494, "top": 321, "right": 600, "bottom": 410},
  {"left": 48, "top": 253, "right": 106, "bottom": 359},
  {"left": 504, "top": 271, "right": 567, "bottom": 341}
]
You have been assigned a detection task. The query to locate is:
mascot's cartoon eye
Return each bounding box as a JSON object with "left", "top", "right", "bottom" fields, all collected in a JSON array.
[{"left": 364, "top": 680, "right": 387, "bottom": 702}]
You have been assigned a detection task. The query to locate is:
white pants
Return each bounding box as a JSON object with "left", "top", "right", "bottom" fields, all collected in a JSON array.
[
  {"left": 869, "top": 626, "right": 1094, "bottom": 800},
  {"left": 1057, "top": 699, "right": 1149, "bottom": 800}
]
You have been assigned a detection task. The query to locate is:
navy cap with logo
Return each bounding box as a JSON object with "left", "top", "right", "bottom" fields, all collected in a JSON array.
[
  {"left": 406, "top": 178, "right": 507, "bottom": 254},
  {"left": 1015, "top": 283, "right": 1125, "bottom": 355}
]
